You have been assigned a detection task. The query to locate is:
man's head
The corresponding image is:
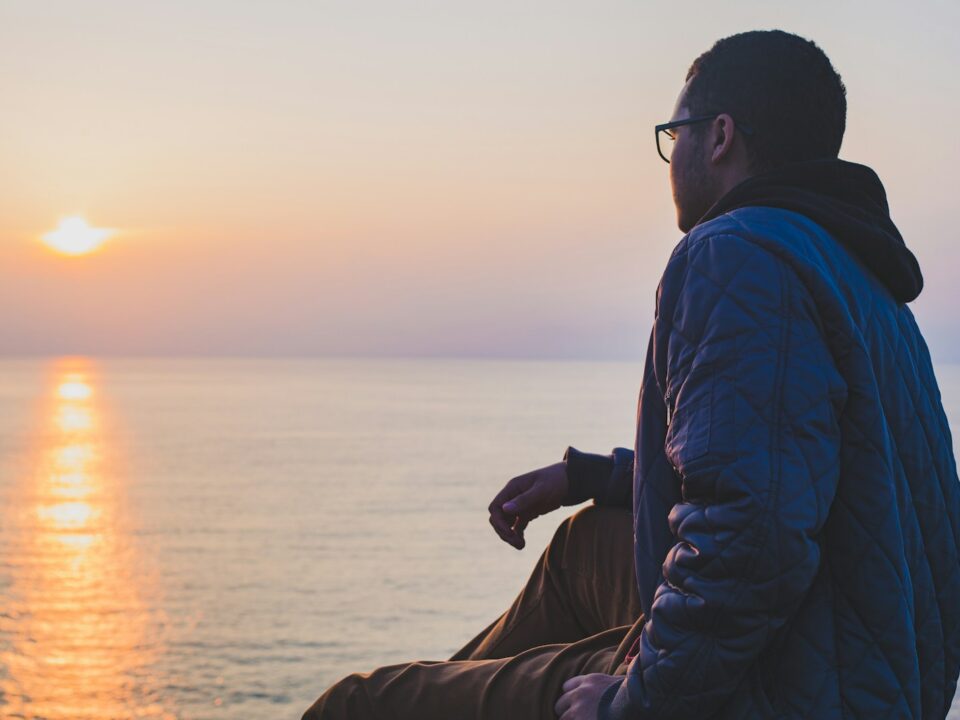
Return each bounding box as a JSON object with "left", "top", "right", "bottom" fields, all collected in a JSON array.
[{"left": 667, "top": 30, "right": 848, "bottom": 231}]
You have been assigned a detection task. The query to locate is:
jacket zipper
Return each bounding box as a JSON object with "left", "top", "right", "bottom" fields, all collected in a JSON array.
[{"left": 664, "top": 389, "right": 680, "bottom": 478}]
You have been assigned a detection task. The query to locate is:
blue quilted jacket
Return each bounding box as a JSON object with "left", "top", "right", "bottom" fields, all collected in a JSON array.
[{"left": 564, "top": 163, "right": 960, "bottom": 719}]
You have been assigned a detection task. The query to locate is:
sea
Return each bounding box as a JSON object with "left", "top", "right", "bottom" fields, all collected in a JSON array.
[{"left": 0, "top": 357, "right": 957, "bottom": 720}]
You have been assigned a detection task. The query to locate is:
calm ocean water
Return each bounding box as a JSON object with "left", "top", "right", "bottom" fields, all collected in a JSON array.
[{"left": 0, "top": 357, "right": 957, "bottom": 719}]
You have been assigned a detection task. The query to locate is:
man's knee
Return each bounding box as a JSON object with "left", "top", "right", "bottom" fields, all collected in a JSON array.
[
  {"left": 301, "top": 672, "right": 372, "bottom": 720},
  {"left": 557, "top": 504, "right": 630, "bottom": 544},
  {"left": 547, "top": 504, "right": 630, "bottom": 564}
]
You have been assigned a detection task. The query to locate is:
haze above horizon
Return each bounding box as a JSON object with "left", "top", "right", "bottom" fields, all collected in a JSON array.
[{"left": 3, "top": 0, "right": 958, "bottom": 361}]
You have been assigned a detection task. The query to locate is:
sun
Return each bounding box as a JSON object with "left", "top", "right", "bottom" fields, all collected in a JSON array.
[{"left": 42, "top": 217, "right": 113, "bottom": 256}]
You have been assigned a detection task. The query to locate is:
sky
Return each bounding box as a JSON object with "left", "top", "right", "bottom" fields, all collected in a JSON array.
[{"left": 2, "top": 0, "right": 959, "bottom": 360}]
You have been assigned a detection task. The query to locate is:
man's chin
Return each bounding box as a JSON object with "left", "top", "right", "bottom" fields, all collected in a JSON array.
[{"left": 677, "top": 203, "right": 709, "bottom": 233}]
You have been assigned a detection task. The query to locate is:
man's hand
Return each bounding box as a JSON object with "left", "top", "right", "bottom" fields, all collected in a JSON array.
[
  {"left": 554, "top": 673, "right": 621, "bottom": 719},
  {"left": 487, "top": 461, "right": 568, "bottom": 549}
]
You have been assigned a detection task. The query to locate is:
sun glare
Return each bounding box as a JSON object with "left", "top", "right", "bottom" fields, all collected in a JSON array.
[
  {"left": 42, "top": 217, "right": 113, "bottom": 256},
  {"left": 58, "top": 380, "right": 92, "bottom": 401}
]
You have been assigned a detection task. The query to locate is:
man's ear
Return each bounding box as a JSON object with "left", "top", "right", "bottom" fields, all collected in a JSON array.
[{"left": 710, "top": 113, "right": 736, "bottom": 163}]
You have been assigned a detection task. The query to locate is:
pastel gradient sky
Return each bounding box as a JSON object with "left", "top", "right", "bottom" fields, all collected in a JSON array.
[{"left": 3, "top": 0, "right": 958, "bottom": 360}]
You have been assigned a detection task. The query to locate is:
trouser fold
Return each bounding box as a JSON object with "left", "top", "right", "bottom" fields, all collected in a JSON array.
[{"left": 302, "top": 505, "right": 643, "bottom": 720}]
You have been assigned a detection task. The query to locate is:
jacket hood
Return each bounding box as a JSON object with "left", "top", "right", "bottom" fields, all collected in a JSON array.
[{"left": 696, "top": 159, "right": 923, "bottom": 303}]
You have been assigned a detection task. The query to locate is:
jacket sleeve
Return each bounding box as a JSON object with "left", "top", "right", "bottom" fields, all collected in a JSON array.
[
  {"left": 562, "top": 445, "right": 634, "bottom": 508},
  {"left": 598, "top": 233, "right": 844, "bottom": 719}
]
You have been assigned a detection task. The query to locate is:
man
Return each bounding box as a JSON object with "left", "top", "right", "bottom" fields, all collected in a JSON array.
[{"left": 303, "top": 30, "right": 960, "bottom": 719}]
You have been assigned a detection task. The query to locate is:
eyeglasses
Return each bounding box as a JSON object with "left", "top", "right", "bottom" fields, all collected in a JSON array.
[{"left": 655, "top": 114, "right": 755, "bottom": 164}]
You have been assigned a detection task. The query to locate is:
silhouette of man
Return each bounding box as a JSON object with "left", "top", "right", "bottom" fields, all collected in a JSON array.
[{"left": 303, "top": 30, "right": 960, "bottom": 720}]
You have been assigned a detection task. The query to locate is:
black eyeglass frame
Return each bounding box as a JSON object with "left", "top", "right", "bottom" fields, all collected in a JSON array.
[{"left": 655, "top": 114, "right": 755, "bottom": 164}]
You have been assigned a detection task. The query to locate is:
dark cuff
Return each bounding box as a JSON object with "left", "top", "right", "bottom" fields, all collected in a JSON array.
[
  {"left": 596, "top": 677, "right": 626, "bottom": 720},
  {"left": 562, "top": 445, "right": 615, "bottom": 505}
]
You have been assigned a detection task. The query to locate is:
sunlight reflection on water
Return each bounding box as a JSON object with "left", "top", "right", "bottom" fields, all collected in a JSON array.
[{"left": 0, "top": 359, "right": 170, "bottom": 719}]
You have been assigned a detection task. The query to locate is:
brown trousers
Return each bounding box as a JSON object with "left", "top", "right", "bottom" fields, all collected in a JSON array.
[{"left": 301, "top": 505, "right": 645, "bottom": 720}]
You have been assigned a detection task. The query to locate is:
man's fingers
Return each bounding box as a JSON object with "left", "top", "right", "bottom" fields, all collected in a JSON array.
[
  {"left": 488, "top": 474, "right": 538, "bottom": 549},
  {"left": 511, "top": 516, "right": 529, "bottom": 544},
  {"left": 554, "top": 687, "right": 574, "bottom": 717},
  {"left": 555, "top": 675, "right": 585, "bottom": 717},
  {"left": 489, "top": 513, "right": 522, "bottom": 549},
  {"left": 488, "top": 491, "right": 521, "bottom": 547},
  {"left": 502, "top": 484, "right": 543, "bottom": 518},
  {"left": 498, "top": 485, "right": 539, "bottom": 549},
  {"left": 488, "top": 475, "right": 529, "bottom": 515}
]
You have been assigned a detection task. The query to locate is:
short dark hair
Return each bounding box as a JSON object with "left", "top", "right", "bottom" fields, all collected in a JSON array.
[{"left": 684, "top": 30, "right": 847, "bottom": 172}]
